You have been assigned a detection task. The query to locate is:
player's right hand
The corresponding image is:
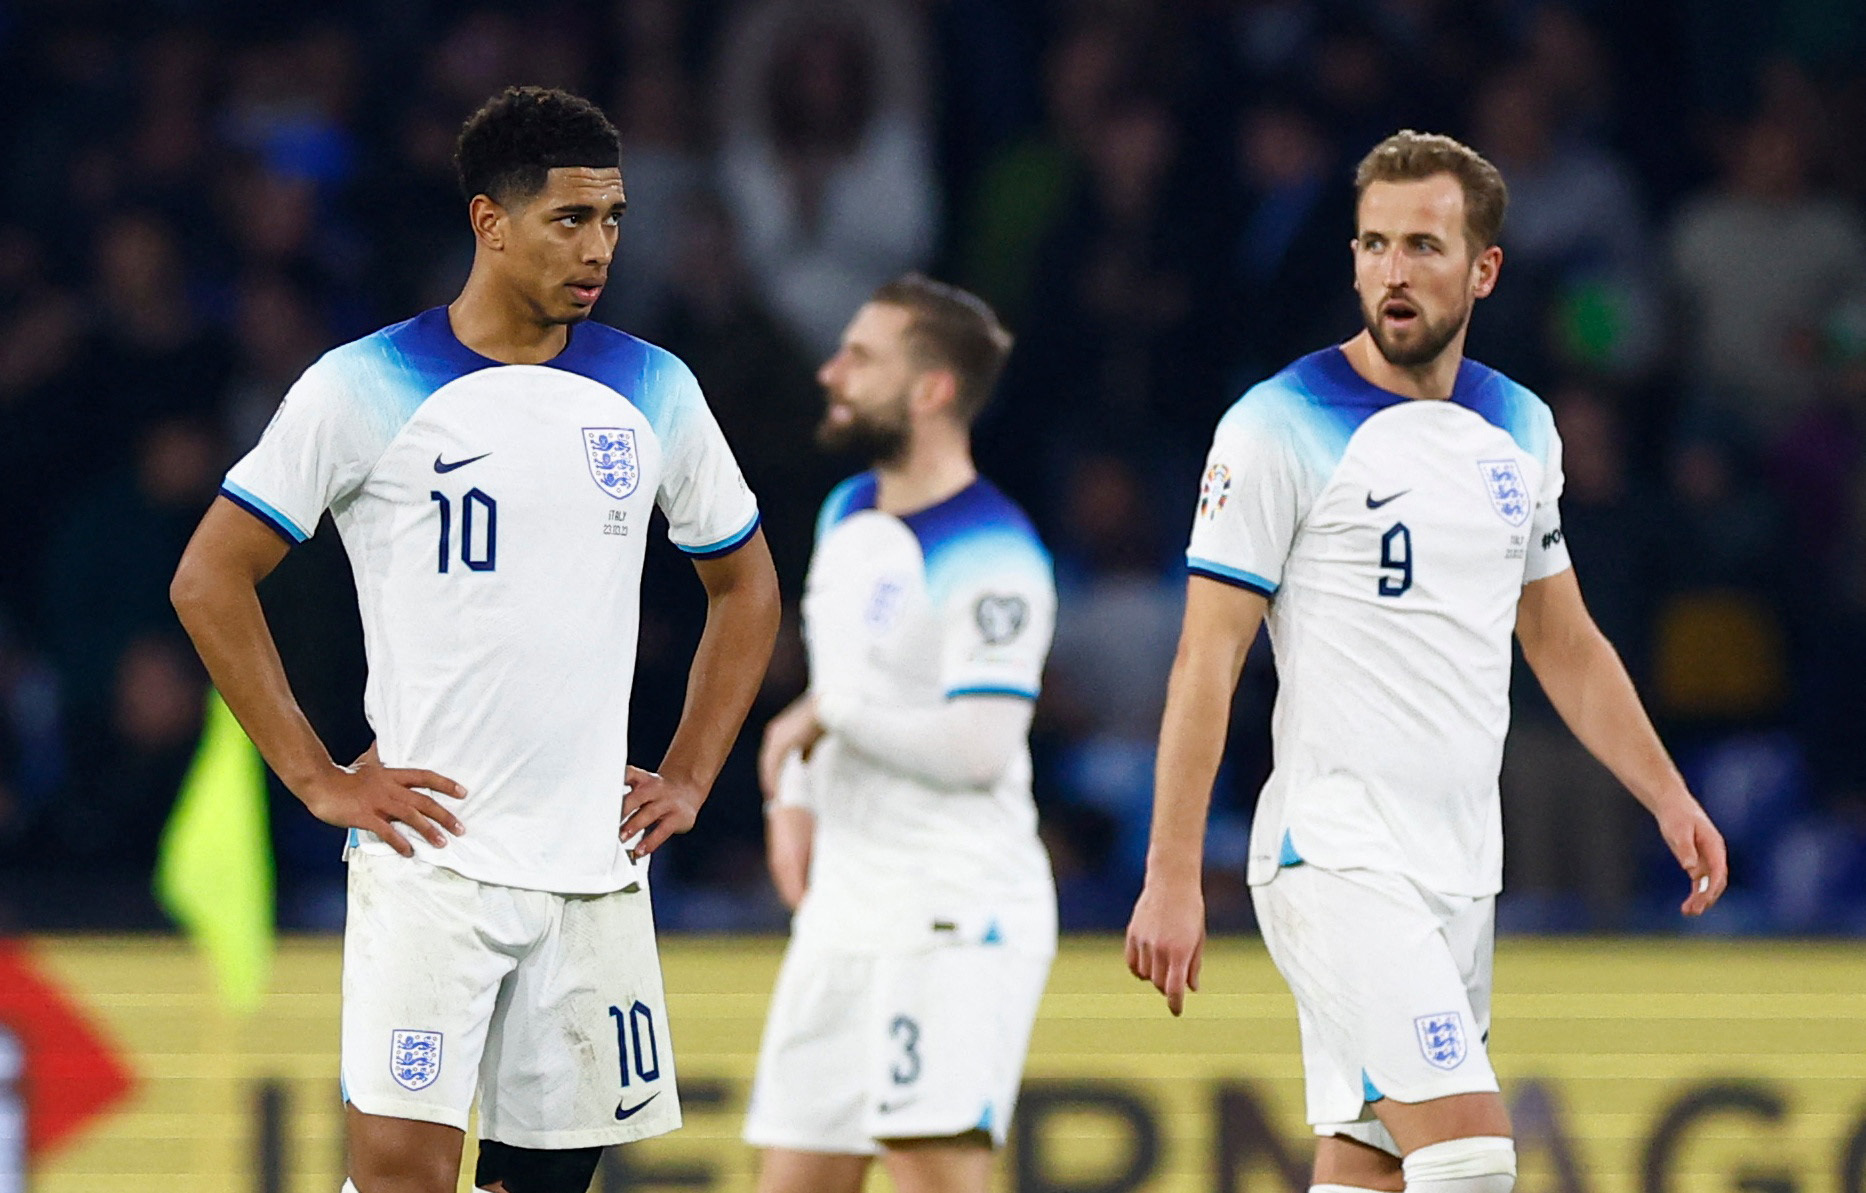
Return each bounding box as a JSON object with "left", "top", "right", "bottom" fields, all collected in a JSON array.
[
  {"left": 1125, "top": 878, "right": 1206, "bottom": 1017},
  {"left": 757, "top": 693, "right": 825, "bottom": 803},
  {"left": 298, "top": 763, "right": 467, "bottom": 857}
]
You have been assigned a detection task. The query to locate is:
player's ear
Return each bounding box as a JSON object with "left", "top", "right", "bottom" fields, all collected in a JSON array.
[
  {"left": 468, "top": 194, "right": 508, "bottom": 251},
  {"left": 1472, "top": 243, "right": 1502, "bottom": 298},
  {"left": 911, "top": 369, "right": 960, "bottom": 419}
]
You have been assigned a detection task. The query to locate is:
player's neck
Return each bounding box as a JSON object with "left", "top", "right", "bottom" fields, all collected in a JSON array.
[
  {"left": 1342, "top": 330, "right": 1465, "bottom": 402},
  {"left": 873, "top": 431, "right": 977, "bottom": 518},
  {"left": 447, "top": 279, "right": 571, "bottom": 366}
]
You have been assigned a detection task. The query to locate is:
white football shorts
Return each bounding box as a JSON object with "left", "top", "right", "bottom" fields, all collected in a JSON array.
[
  {"left": 1252, "top": 861, "right": 1497, "bottom": 1156},
  {"left": 742, "top": 939, "right": 1052, "bottom": 1154},
  {"left": 341, "top": 849, "right": 681, "bottom": 1148}
]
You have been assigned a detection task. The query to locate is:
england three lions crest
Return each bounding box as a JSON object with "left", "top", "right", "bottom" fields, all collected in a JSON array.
[
  {"left": 584, "top": 428, "right": 640, "bottom": 499},
  {"left": 1414, "top": 1012, "right": 1467, "bottom": 1070},
  {"left": 1477, "top": 458, "right": 1530, "bottom": 527},
  {"left": 390, "top": 1029, "right": 443, "bottom": 1091}
]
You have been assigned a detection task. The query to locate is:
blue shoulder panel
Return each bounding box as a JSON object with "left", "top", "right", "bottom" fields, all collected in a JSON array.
[
  {"left": 547, "top": 321, "right": 684, "bottom": 435},
  {"left": 374, "top": 307, "right": 498, "bottom": 389},
  {"left": 1212, "top": 347, "right": 1405, "bottom": 483},
  {"left": 816, "top": 472, "right": 879, "bottom": 542},
  {"left": 903, "top": 478, "right": 1052, "bottom": 609},
  {"left": 1451, "top": 361, "right": 1554, "bottom": 465},
  {"left": 321, "top": 307, "right": 498, "bottom": 439}
]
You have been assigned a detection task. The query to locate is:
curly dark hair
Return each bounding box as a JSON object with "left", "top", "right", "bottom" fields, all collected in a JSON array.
[{"left": 455, "top": 86, "right": 621, "bottom": 205}]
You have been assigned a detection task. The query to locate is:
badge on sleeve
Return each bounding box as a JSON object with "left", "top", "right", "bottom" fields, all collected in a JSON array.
[
  {"left": 974, "top": 595, "right": 1029, "bottom": 645},
  {"left": 1199, "top": 463, "right": 1232, "bottom": 519}
]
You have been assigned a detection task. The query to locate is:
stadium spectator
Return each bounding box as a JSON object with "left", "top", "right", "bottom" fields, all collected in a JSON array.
[
  {"left": 1220, "top": 95, "right": 1359, "bottom": 390},
  {"left": 715, "top": 0, "right": 939, "bottom": 359},
  {"left": 602, "top": 36, "right": 708, "bottom": 331},
  {"left": 997, "top": 93, "right": 1225, "bottom": 522},
  {"left": 223, "top": 273, "right": 331, "bottom": 452},
  {"left": 1469, "top": 63, "right": 1658, "bottom": 386},
  {"left": 0, "top": 226, "right": 86, "bottom": 629},
  {"left": 79, "top": 213, "right": 233, "bottom": 433},
  {"left": 1669, "top": 110, "right": 1866, "bottom": 438},
  {"left": 647, "top": 189, "right": 833, "bottom": 583},
  {"left": 955, "top": 12, "right": 1131, "bottom": 324}
]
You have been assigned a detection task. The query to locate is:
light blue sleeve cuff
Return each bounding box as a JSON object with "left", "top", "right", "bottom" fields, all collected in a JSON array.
[
  {"left": 679, "top": 510, "right": 761, "bottom": 559},
  {"left": 1186, "top": 556, "right": 1277, "bottom": 597},
  {"left": 221, "top": 480, "right": 311, "bottom": 544}
]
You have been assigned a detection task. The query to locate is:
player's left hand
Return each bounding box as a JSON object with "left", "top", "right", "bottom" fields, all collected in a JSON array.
[
  {"left": 620, "top": 764, "right": 705, "bottom": 859},
  {"left": 1657, "top": 795, "right": 1728, "bottom": 916}
]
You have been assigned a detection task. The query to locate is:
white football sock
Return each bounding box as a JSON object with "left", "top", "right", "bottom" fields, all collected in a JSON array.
[{"left": 1402, "top": 1135, "right": 1515, "bottom": 1193}]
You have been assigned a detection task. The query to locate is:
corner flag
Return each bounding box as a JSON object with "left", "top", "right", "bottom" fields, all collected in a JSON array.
[{"left": 154, "top": 688, "right": 275, "bottom": 1011}]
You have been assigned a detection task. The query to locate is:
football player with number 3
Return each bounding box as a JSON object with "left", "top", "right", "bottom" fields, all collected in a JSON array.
[
  {"left": 1125, "top": 131, "right": 1729, "bottom": 1193},
  {"left": 171, "top": 88, "right": 780, "bottom": 1193},
  {"left": 747, "top": 275, "right": 1057, "bottom": 1193}
]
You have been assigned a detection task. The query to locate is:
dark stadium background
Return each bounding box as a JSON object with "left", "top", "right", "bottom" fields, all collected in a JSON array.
[{"left": 0, "top": 0, "right": 1863, "bottom": 944}]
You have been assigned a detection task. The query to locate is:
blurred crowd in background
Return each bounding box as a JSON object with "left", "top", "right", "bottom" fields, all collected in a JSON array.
[{"left": 1, "top": 0, "right": 1863, "bottom": 936}]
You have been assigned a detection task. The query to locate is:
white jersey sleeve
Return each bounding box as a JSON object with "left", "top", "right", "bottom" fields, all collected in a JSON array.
[
  {"left": 931, "top": 527, "right": 1055, "bottom": 701},
  {"left": 651, "top": 356, "right": 760, "bottom": 558},
  {"left": 222, "top": 358, "right": 388, "bottom": 542},
  {"left": 1523, "top": 415, "right": 1571, "bottom": 582},
  {"left": 1185, "top": 393, "right": 1315, "bottom": 597}
]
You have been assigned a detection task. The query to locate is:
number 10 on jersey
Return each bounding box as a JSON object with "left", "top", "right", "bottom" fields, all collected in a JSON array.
[{"left": 430, "top": 489, "right": 497, "bottom": 573}]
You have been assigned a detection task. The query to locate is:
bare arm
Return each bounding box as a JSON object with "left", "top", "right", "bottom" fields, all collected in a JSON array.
[
  {"left": 765, "top": 804, "right": 814, "bottom": 911},
  {"left": 170, "top": 498, "right": 466, "bottom": 854},
  {"left": 1126, "top": 577, "right": 1268, "bottom": 1015},
  {"left": 623, "top": 529, "right": 782, "bottom": 858},
  {"left": 1515, "top": 567, "right": 1727, "bottom": 915},
  {"left": 758, "top": 698, "right": 822, "bottom": 910}
]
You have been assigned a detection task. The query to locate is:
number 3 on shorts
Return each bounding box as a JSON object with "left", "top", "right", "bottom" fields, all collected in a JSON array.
[{"left": 889, "top": 1014, "right": 922, "bottom": 1086}]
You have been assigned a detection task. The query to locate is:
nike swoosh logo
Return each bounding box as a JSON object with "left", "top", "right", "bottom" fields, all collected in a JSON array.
[
  {"left": 877, "top": 1097, "right": 919, "bottom": 1114},
  {"left": 615, "top": 1092, "right": 660, "bottom": 1121},
  {"left": 1365, "top": 489, "right": 1409, "bottom": 509},
  {"left": 434, "top": 452, "right": 491, "bottom": 473}
]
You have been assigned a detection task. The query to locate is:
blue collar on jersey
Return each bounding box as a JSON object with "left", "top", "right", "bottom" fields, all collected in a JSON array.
[
  {"left": 394, "top": 306, "right": 612, "bottom": 380},
  {"left": 1298, "top": 344, "right": 1493, "bottom": 410},
  {"left": 828, "top": 472, "right": 1022, "bottom": 553}
]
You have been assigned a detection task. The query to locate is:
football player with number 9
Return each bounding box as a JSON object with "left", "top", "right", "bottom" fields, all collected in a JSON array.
[{"left": 1125, "top": 131, "right": 1728, "bottom": 1193}]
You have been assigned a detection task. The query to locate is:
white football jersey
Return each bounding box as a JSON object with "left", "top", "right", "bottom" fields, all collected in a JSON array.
[
  {"left": 791, "top": 475, "right": 1058, "bottom": 954},
  {"left": 223, "top": 308, "right": 760, "bottom": 894},
  {"left": 1188, "top": 346, "right": 1570, "bottom": 896}
]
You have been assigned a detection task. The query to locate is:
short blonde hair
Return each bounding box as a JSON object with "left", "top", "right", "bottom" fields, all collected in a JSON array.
[{"left": 1354, "top": 130, "right": 1509, "bottom": 252}]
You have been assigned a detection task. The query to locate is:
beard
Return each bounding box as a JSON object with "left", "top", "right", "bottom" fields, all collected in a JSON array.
[
  {"left": 815, "top": 397, "right": 911, "bottom": 466},
  {"left": 1361, "top": 294, "right": 1471, "bottom": 368}
]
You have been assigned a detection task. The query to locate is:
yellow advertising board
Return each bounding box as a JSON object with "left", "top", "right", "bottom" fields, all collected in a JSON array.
[{"left": 19, "top": 935, "right": 1866, "bottom": 1191}]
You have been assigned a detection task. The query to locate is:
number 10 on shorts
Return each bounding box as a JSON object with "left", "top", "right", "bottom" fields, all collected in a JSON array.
[{"left": 609, "top": 1002, "right": 661, "bottom": 1086}]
